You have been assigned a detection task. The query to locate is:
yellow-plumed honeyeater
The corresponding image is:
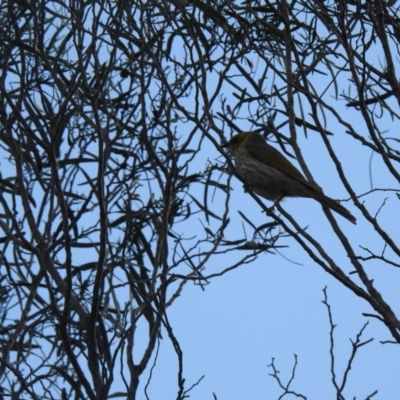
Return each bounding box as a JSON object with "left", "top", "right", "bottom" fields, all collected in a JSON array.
[{"left": 224, "top": 132, "right": 356, "bottom": 224}]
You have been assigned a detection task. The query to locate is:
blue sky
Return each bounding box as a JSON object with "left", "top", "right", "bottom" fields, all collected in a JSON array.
[{"left": 2, "top": 2, "right": 400, "bottom": 399}]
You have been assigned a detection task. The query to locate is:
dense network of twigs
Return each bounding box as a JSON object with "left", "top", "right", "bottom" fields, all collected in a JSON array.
[{"left": 0, "top": 0, "right": 399, "bottom": 399}]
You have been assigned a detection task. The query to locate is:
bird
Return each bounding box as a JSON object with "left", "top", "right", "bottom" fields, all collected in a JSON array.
[{"left": 224, "top": 132, "right": 356, "bottom": 224}]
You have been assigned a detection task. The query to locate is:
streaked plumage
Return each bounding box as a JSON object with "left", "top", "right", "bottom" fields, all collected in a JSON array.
[{"left": 225, "top": 132, "right": 356, "bottom": 224}]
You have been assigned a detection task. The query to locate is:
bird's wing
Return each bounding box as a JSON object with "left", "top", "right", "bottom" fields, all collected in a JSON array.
[{"left": 246, "top": 143, "right": 308, "bottom": 183}]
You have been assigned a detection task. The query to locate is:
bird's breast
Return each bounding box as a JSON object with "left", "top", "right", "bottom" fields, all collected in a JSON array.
[{"left": 234, "top": 151, "right": 314, "bottom": 201}]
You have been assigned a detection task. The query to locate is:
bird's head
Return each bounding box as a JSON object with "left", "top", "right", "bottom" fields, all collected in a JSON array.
[{"left": 223, "top": 132, "right": 264, "bottom": 151}]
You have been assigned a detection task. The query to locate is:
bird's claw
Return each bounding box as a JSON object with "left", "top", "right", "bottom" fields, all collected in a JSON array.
[{"left": 262, "top": 197, "right": 283, "bottom": 214}]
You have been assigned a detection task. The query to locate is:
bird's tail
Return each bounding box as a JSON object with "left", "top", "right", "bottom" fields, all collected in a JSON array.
[{"left": 316, "top": 193, "right": 357, "bottom": 224}]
